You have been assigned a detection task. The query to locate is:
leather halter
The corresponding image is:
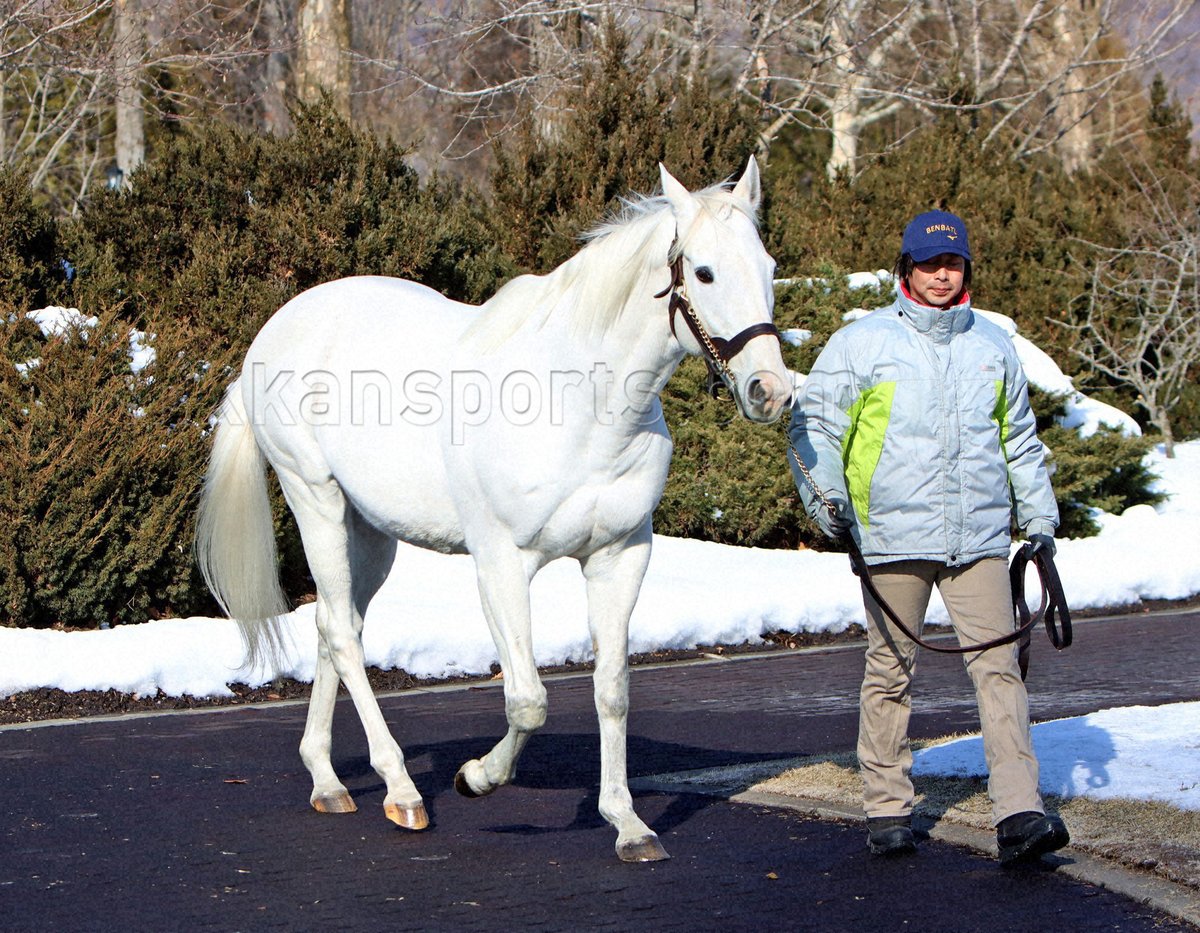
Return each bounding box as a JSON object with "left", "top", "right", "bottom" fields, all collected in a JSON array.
[{"left": 654, "top": 251, "right": 782, "bottom": 398}]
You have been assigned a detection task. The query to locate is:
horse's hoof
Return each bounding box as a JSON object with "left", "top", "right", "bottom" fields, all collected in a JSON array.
[
  {"left": 454, "top": 767, "right": 491, "bottom": 799},
  {"left": 311, "top": 792, "right": 357, "bottom": 814},
  {"left": 617, "top": 834, "right": 671, "bottom": 863},
  {"left": 384, "top": 802, "right": 429, "bottom": 831}
]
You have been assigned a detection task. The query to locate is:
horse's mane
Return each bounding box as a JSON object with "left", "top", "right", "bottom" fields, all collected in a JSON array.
[{"left": 463, "top": 181, "right": 756, "bottom": 351}]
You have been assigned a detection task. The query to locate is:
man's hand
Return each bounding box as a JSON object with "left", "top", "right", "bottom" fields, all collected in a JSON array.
[
  {"left": 815, "top": 498, "right": 852, "bottom": 540},
  {"left": 1028, "top": 533, "right": 1056, "bottom": 558}
]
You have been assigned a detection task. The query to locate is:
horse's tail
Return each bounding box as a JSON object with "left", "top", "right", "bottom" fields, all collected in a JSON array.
[{"left": 194, "top": 380, "right": 289, "bottom": 670}]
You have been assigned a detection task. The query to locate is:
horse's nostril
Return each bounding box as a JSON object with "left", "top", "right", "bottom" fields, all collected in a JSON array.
[{"left": 747, "top": 377, "right": 767, "bottom": 404}]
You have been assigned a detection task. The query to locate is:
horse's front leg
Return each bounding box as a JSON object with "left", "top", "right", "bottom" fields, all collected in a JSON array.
[
  {"left": 581, "top": 522, "right": 669, "bottom": 862},
  {"left": 455, "top": 545, "right": 547, "bottom": 798}
]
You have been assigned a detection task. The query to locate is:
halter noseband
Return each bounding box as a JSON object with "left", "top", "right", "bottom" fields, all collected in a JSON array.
[{"left": 654, "top": 250, "right": 782, "bottom": 398}]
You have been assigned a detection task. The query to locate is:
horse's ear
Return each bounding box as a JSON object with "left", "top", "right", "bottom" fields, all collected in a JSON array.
[
  {"left": 731, "top": 156, "right": 761, "bottom": 214},
  {"left": 659, "top": 163, "right": 699, "bottom": 233}
]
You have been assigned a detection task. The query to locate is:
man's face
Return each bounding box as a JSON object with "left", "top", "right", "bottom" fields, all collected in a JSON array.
[{"left": 908, "top": 253, "right": 966, "bottom": 307}]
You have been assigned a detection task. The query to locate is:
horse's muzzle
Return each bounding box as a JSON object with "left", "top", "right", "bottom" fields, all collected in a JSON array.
[{"left": 740, "top": 372, "right": 792, "bottom": 423}]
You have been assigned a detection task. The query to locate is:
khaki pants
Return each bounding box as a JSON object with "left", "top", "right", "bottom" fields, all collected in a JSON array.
[{"left": 857, "top": 557, "right": 1044, "bottom": 826}]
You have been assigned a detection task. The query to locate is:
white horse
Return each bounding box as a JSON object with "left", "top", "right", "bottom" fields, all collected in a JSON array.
[{"left": 195, "top": 159, "right": 792, "bottom": 862}]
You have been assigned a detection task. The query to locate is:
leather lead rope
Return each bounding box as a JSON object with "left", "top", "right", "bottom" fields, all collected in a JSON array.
[
  {"left": 788, "top": 444, "right": 1072, "bottom": 679},
  {"left": 1010, "top": 541, "right": 1072, "bottom": 679}
]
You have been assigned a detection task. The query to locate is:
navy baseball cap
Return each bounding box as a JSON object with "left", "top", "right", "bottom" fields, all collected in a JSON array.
[{"left": 901, "top": 210, "right": 971, "bottom": 263}]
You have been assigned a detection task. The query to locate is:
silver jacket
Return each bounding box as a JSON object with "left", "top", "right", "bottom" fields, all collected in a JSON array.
[{"left": 788, "top": 290, "right": 1058, "bottom": 566}]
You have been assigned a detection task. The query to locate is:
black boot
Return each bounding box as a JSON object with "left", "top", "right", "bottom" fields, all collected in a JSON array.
[
  {"left": 867, "top": 815, "right": 917, "bottom": 856},
  {"left": 996, "top": 811, "right": 1069, "bottom": 866}
]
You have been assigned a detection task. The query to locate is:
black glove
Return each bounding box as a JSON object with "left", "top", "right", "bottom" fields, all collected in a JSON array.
[
  {"left": 1028, "top": 533, "right": 1056, "bottom": 558},
  {"left": 814, "top": 497, "right": 852, "bottom": 540}
]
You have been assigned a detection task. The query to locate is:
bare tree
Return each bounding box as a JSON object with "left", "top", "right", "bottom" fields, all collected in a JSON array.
[
  {"left": 113, "top": 0, "right": 146, "bottom": 181},
  {"left": 1064, "top": 164, "right": 1200, "bottom": 457},
  {"left": 0, "top": 1, "right": 284, "bottom": 210},
  {"left": 983, "top": 1, "right": 1196, "bottom": 169},
  {"left": 33, "top": 0, "right": 1159, "bottom": 191},
  {"left": 735, "top": 0, "right": 1198, "bottom": 177},
  {"left": 347, "top": 0, "right": 1195, "bottom": 182},
  {"left": 0, "top": 1, "right": 111, "bottom": 198},
  {"left": 296, "top": 0, "right": 351, "bottom": 115},
  {"left": 345, "top": 1, "right": 609, "bottom": 180},
  {"left": 731, "top": 0, "right": 928, "bottom": 178}
]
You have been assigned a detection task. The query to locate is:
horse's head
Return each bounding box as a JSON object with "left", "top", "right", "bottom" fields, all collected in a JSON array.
[{"left": 659, "top": 159, "right": 793, "bottom": 424}]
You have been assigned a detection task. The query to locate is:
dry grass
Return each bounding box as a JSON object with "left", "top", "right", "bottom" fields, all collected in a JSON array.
[{"left": 647, "top": 740, "right": 1200, "bottom": 891}]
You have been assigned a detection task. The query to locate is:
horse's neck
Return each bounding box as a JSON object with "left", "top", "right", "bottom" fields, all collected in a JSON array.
[
  {"left": 470, "top": 219, "right": 685, "bottom": 435},
  {"left": 603, "top": 299, "right": 683, "bottom": 393},
  {"left": 553, "top": 291, "right": 684, "bottom": 442},
  {"left": 572, "top": 228, "right": 682, "bottom": 392}
]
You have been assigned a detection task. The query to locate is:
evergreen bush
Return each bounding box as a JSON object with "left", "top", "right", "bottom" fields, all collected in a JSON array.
[
  {"left": 0, "top": 104, "right": 512, "bottom": 628},
  {"left": 0, "top": 307, "right": 227, "bottom": 627},
  {"left": 1029, "top": 387, "right": 1164, "bottom": 538},
  {"left": 0, "top": 168, "right": 60, "bottom": 312},
  {"left": 64, "top": 100, "right": 513, "bottom": 347}
]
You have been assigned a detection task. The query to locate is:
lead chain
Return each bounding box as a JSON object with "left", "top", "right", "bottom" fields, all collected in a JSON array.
[
  {"left": 677, "top": 295, "right": 736, "bottom": 390},
  {"left": 788, "top": 442, "right": 838, "bottom": 519}
]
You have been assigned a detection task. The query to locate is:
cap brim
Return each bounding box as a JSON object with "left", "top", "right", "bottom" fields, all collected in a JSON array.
[{"left": 908, "top": 244, "right": 971, "bottom": 263}]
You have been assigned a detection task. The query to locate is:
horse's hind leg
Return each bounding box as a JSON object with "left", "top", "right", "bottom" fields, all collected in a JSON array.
[
  {"left": 454, "top": 544, "right": 547, "bottom": 798},
  {"left": 277, "top": 469, "right": 426, "bottom": 830},
  {"left": 300, "top": 509, "right": 403, "bottom": 819},
  {"left": 303, "top": 627, "right": 355, "bottom": 814},
  {"left": 581, "top": 524, "right": 669, "bottom": 862}
]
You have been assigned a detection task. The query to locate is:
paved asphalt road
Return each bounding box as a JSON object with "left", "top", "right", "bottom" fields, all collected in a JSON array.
[{"left": 2, "top": 608, "right": 1198, "bottom": 932}]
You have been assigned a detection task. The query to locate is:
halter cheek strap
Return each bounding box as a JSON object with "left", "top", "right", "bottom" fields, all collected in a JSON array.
[{"left": 654, "top": 252, "right": 782, "bottom": 398}]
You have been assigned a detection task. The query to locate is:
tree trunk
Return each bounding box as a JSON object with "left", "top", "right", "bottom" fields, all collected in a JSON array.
[
  {"left": 824, "top": 15, "right": 860, "bottom": 180},
  {"left": 528, "top": 4, "right": 588, "bottom": 142},
  {"left": 297, "top": 0, "right": 352, "bottom": 118},
  {"left": 114, "top": 0, "right": 145, "bottom": 184},
  {"left": 1046, "top": 2, "right": 1094, "bottom": 172},
  {"left": 827, "top": 94, "right": 859, "bottom": 179},
  {"left": 262, "top": 0, "right": 294, "bottom": 135},
  {"left": 1140, "top": 395, "right": 1177, "bottom": 458},
  {"left": 1158, "top": 414, "right": 1176, "bottom": 459}
]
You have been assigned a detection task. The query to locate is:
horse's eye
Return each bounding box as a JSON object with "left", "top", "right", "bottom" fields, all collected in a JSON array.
[{"left": 695, "top": 266, "right": 714, "bottom": 284}]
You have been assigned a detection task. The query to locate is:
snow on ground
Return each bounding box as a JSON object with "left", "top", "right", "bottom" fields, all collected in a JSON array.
[{"left": 914, "top": 702, "right": 1200, "bottom": 812}]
